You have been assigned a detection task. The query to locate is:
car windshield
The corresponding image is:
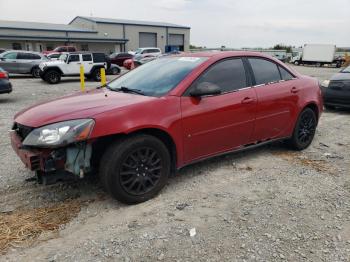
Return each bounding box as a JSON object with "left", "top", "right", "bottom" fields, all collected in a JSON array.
[
  {"left": 109, "top": 53, "right": 118, "bottom": 58},
  {"left": 107, "top": 57, "right": 208, "bottom": 97},
  {"left": 341, "top": 66, "right": 350, "bottom": 73},
  {"left": 135, "top": 48, "right": 143, "bottom": 54},
  {"left": 58, "top": 54, "right": 68, "bottom": 61}
]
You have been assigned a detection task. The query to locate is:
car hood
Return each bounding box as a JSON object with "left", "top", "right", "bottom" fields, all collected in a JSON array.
[
  {"left": 14, "top": 89, "right": 156, "bottom": 127},
  {"left": 330, "top": 72, "right": 350, "bottom": 81},
  {"left": 40, "top": 60, "right": 65, "bottom": 67}
]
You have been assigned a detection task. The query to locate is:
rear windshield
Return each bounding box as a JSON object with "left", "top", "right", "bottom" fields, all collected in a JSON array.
[{"left": 108, "top": 57, "right": 207, "bottom": 97}]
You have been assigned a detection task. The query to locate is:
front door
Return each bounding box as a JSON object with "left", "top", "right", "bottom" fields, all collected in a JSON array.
[
  {"left": 247, "top": 57, "right": 299, "bottom": 141},
  {"left": 65, "top": 54, "right": 81, "bottom": 75},
  {"left": 0, "top": 52, "right": 19, "bottom": 73},
  {"left": 181, "top": 58, "right": 257, "bottom": 163}
]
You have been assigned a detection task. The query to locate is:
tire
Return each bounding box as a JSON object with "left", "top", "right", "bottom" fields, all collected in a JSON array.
[
  {"left": 91, "top": 68, "right": 102, "bottom": 82},
  {"left": 99, "top": 134, "right": 171, "bottom": 204},
  {"left": 31, "top": 67, "right": 41, "bottom": 78},
  {"left": 44, "top": 70, "right": 61, "bottom": 84},
  {"left": 111, "top": 67, "right": 120, "bottom": 75},
  {"left": 287, "top": 108, "right": 317, "bottom": 150},
  {"left": 315, "top": 62, "right": 321, "bottom": 67},
  {"left": 294, "top": 61, "right": 299, "bottom": 65}
]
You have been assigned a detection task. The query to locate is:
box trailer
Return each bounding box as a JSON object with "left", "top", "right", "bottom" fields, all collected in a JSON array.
[{"left": 291, "top": 44, "right": 343, "bottom": 68}]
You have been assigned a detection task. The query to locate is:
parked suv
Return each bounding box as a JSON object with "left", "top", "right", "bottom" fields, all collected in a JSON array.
[
  {"left": 109, "top": 52, "right": 133, "bottom": 67},
  {"left": 42, "top": 46, "right": 77, "bottom": 55},
  {"left": 133, "top": 47, "right": 162, "bottom": 60},
  {"left": 0, "top": 51, "right": 48, "bottom": 78},
  {"left": 11, "top": 52, "right": 323, "bottom": 204},
  {"left": 39, "top": 52, "right": 108, "bottom": 84}
]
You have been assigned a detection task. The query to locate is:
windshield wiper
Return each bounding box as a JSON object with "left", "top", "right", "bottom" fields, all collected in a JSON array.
[
  {"left": 118, "top": 86, "right": 145, "bottom": 96},
  {"left": 96, "top": 84, "right": 111, "bottom": 90}
]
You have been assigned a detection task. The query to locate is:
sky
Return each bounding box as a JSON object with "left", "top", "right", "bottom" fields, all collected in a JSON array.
[{"left": 0, "top": 0, "right": 349, "bottom": 48}]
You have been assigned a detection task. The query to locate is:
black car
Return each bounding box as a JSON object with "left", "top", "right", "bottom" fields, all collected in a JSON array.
[
  {"left": 0, "top": 67, "right": 12, "bottom": 94},
  {"left": 321, "top": 65, "right": 350, "bottom": 109}
]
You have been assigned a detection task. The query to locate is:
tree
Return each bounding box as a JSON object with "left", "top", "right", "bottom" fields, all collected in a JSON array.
[{"left": 272, "top": 44, "right": 292, "bottom": 53}]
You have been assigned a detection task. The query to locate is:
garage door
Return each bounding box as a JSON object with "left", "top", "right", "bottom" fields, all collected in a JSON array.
[
  {"left": 169, "top": 34, "right": 184, "bottom": 46},
  {"left": 139, "top": 33, "right": 157, "bottom": 48}
]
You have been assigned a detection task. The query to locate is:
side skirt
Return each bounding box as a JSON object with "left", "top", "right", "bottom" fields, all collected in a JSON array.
[{"left": 177, "top": 136, "right": 291, "bottom": 171}]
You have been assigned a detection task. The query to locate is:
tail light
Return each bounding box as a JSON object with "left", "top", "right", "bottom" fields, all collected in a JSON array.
[{"left": 0, "top": 71, "right": 8, "bottom": 79}]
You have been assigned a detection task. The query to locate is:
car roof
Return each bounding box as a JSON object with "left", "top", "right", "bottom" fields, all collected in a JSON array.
[
  {"left": 1, "top": 50, "right": 42, "bottom": 55},
  {"left": 177, "top": 51, "right": 279, "bottom": 59}
]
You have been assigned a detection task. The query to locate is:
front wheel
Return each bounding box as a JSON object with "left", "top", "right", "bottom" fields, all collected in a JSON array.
[
  {"left": 287, "top": 108, "right": 317, "bottom": 150},
  {"left": 99, "top": 135, "right": 171, "bottom": 204},
  {"left": 44, "top": 70, "right": 61, "bottom": 84},
  {"left": 31, "top": 67, "right": 41, "bottom": 78}
]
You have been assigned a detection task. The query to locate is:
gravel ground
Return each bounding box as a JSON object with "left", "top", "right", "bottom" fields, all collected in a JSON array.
[{"left": 0, "top": 65, "right": 349, "bottom": 261}]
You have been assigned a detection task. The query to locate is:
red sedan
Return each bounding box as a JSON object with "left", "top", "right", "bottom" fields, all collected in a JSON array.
[{"left": 10, "top": 52, "right": 323, "bottom": 204}]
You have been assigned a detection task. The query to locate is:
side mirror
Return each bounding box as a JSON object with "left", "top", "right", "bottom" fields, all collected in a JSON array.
[{"left": 190, "top": 82, "right": 221, "bottom": 97}]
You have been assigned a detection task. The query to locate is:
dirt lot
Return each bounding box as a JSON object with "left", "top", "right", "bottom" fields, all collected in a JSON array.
[{"left": 0, "top": 66, "right": 349, "bottom": 261}]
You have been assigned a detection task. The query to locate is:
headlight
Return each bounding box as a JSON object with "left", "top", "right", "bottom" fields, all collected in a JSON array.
[
  {"left": 23, "top": 119, "right": 95, "bottom": 147},
  {"left": 321, "top": 80, "right": 330, "bottom": 88}
]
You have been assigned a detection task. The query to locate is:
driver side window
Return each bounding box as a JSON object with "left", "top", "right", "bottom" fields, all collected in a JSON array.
[
  {"left": 68, "top": 55, "right": 80, "bottom": 63},
  {"left": 187, "top": 58, "right": 248, "bottom": 95}
]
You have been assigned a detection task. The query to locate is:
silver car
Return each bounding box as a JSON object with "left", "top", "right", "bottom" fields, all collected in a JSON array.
[{"left": 0, "top": 50, "right": 48, "bottom": 78}]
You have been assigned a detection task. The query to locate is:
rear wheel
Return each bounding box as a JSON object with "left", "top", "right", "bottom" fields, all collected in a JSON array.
[
  {"left": 111, "top": 67, "right": 120, "bottom": 75},
  {"left": 91, "top": 68, "right": 101, "bottom": 81},
  {"left": 44, "top": 70, "right": 61, "bottom": 84},
  {"left": 287, "top": 108, "right": 317, "bottom": 150},
  {"left": 99, "top": 135, "right": 171, "bottom": 204},
  {"left": 31, "top": 67, "right": 41, "bottom": 78}
]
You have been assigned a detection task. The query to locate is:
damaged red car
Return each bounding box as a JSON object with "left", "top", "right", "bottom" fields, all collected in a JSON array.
[{"left": 10, "top": 52, "right": 323, "bottom": 204}]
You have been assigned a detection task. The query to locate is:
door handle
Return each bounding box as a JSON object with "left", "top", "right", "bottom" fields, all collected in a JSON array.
[
  {"left": 291, "top": 87, "right": 299, "bottom": 93},
  {"left": 241, "top": 97, "right": 255, "bottom": 104}
]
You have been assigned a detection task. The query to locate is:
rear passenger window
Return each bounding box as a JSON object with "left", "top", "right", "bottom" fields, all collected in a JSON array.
[
  {"left": 29, "top": 54, "right": 41, "bottom": 60},
  {"left": 249, "top": 58, "right": 281, "bottom": 85},
  {"left": 92, "top": 53, "right": 106, "bottom": 63},
  {"left": 279, "top": 66, "right": 294, "bottom": 81},
  {"left": 82, "top": 54, "right": 92, "bottom": 61},
  {"left": 194, "top": 58, "right": 247, "bottom": 93}
]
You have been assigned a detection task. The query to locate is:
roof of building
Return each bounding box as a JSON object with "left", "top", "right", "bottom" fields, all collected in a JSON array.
[
  {"left": 71, "top": 16, "right": 190, "bottom": 29},
  {"left": 0, "top": 20, "right": 97, "bottom": 33}
]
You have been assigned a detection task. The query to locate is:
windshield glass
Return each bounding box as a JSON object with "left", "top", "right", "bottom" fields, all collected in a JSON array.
[
  {"left": 135, "top": 48, "right": 143, "bottom": 54},
  {"left": 342, "top": 66, "right": 350, "bottom": 73},
  {"left": 108, "top": 57, "right": 208, "bottom": 97},
  {"left": 58, "top": 54, "right": 68, "bottom": 61}
]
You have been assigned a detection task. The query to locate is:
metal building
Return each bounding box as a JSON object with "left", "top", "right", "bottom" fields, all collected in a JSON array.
[{"left": 0, "top": 16, "right": 191, "bottom": 54}]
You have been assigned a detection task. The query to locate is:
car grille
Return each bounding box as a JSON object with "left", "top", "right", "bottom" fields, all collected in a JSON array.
[
  {"left": 329, "top": 80, "right": 350, "bottom": 91},
  {"left": 12, "top": 122, "right": 34, "bottom": 141}
]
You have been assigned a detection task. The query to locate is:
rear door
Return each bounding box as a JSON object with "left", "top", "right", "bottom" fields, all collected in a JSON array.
[
  {"left": 248, "top": 57, "right": 299, "bottom": 141},
  {"left": 82, "top": 54, "right": 93, "bottom": 73},
  {"left": 181, "top": 58, "right": 257, "bottom": 162}
]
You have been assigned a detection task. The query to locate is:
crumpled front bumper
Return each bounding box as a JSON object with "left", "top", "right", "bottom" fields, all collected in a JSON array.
[{"left": 10, "top": 131, "right": 65, "bottom": 172}]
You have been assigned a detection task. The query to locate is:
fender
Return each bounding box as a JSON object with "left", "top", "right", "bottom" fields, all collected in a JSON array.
[
  {"left": 90, "top": 65, "right": 106, "bottom": 75},
  {"left": 41, "top": 66, "right": 63, "bottom": 75}
]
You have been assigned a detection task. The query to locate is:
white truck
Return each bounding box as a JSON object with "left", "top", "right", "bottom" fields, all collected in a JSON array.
[{"left": 291, "top": 44, "right": 342, "bottom": 68}]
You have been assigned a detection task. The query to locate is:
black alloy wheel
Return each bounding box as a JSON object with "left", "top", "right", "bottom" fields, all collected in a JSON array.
[
  {"left": 288, "top": 108, "right": 317, "bottom": 150},
  {"left": 99, "top": 134, "right": 171, "bottom": 204},
  {"left": 45, "top": 70, "right": 61, "bottom": 84},
  {"left": 120, "top": 147, "right": 162, "bottom": 196}
]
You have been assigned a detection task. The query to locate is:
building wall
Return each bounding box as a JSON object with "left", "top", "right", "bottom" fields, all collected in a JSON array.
[{"left": 0, "top": 18, "right": 190, "bottom": 53}]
